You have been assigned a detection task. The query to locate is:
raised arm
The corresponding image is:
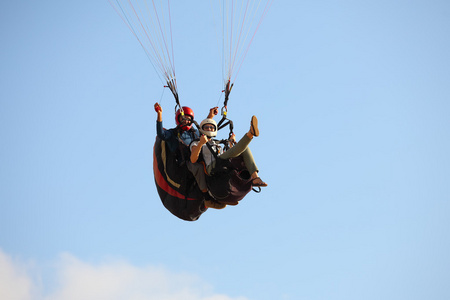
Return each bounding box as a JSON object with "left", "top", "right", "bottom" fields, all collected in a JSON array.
[
  {"left": 155, "top": 103, "right": 173, "bottom": 140},
  {"left": 207, "top": 106, "right": 219, "bottom": 119},
  {"left": 155, "top": 103, "right": 162, "bottom": 122}
]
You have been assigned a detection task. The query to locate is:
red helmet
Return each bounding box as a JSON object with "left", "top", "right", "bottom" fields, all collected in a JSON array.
[{"left": 175, "top": 106, "right": 194, "bottom": 131}]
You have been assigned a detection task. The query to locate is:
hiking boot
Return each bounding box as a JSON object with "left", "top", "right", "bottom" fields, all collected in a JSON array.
[
  {"left": 250, "top": 115, "right": 259, "bottom": 137},
  {"left": 204, "top": 200, "right": 227, "bottom": 209}
]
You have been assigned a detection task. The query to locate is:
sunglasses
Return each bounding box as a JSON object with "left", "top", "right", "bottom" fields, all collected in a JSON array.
[{"left": 202, "top": 124, "right": 215, "bottom": 130}]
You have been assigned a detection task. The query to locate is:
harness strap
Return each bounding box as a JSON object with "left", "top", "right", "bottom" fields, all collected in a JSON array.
[{"left": 204, "top": 140, "right": 220, "bottom": 159}]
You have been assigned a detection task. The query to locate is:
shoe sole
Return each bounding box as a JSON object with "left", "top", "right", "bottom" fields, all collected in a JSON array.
[{"left": 251, "top": 115, "right": 259, "bottom": 137}]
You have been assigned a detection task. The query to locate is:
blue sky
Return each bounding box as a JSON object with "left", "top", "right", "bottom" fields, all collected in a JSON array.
[{"left": 1, "top": 1, "right": 449, "bottom": 299}]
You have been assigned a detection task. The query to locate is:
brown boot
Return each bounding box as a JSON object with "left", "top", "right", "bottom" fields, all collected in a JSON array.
[
  {"left": 250, "top": 115, "right": 259, "bottom": 137},
  {"left": 252, "top": 177, "right": 267, "bottom": 187},
  {"left": 204, "top": 200, "right": 227, "bottom": 209}
]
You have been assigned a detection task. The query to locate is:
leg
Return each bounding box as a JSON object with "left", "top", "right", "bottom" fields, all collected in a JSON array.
[
  {"left": 186, "top": 161, "right": 208, "bottom": 191},
  {"left": 188, "top": 161, "right": 227, "bottom": 209},
  {"left": 219, "top": 133, "right": 252, "bottom": 160},
  {"left": 240, "top": 147, "right": 267, "bottom": 187},
  {"left": 219, "top": 115, "right": 259, "bottom": 160},
  {"left": 240, "top": 147, "right": 258, "bottom": 175}
]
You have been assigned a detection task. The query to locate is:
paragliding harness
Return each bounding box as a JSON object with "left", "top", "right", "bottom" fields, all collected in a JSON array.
[
  {"left": 200, "top": 139, "right": 254, "bottom": 205},
  {"left": 153, "top": 80, "right": 259, "bottom": 220},
  {"left": 192, "top": 93, "right": 260, "bottom": 205},
  {"left": 153, "top": 97, "right": 209, "bottom": 221},
  {"left": 153, "top": 135, "right": 206, "bottom": 221}
]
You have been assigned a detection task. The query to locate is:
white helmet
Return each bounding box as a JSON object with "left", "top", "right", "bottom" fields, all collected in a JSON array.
[{"left": 200, "top": 118, "right": 217, "bottom": 137}]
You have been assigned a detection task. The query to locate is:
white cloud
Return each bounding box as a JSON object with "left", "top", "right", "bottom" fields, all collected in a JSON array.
[
  {"left": 0, "top": 250, "right": 36, "bottom": 300},
  {"left": 0, "top": 249, "right": 248, "bottom": 300}
]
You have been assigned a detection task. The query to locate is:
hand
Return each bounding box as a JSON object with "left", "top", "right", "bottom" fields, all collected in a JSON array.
[
  {"left": 209, "top": 106, "right": 219, "bottom": 116},
  {"left": 154, "top": 103, "right": 162, "bottom": 113},
  {"left": 199, "top": 134, "right": 208, "bottom": 145},
  {"left": 229, "top": 133, "right": 236, "bottom": 144}
]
